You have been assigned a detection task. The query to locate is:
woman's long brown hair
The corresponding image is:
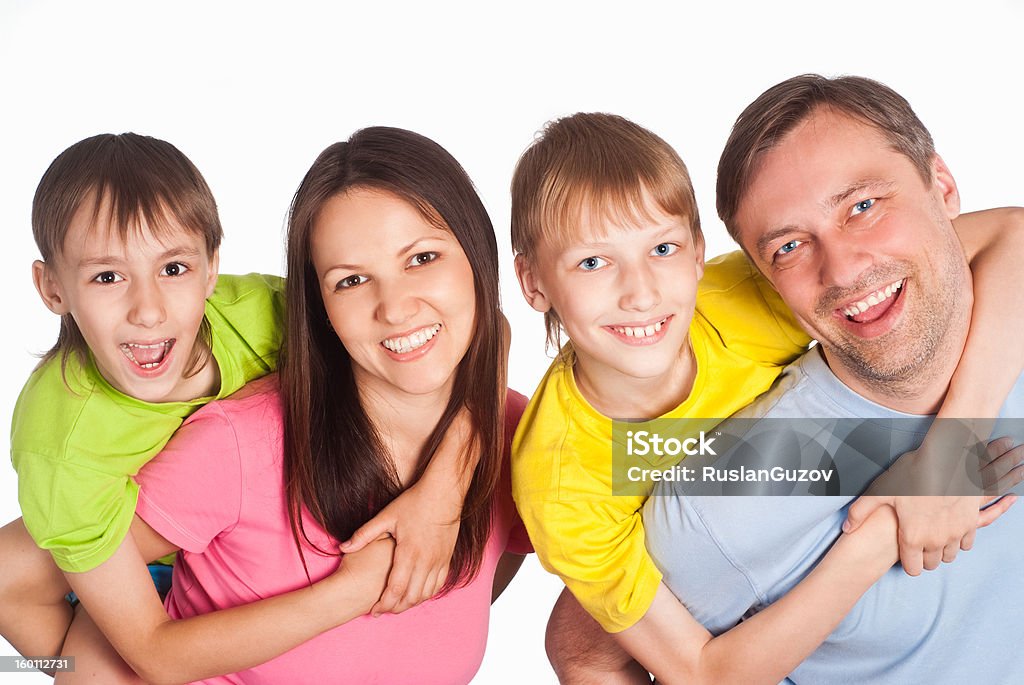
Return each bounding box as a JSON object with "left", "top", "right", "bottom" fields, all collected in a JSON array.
[{"left": 281, "top": 127, "right": 505, "bottom": 590}]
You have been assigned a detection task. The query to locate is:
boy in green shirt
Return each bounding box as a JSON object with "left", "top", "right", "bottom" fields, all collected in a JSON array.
[{"left": 1, "top": 132, "right": 285, "bottom": 661}]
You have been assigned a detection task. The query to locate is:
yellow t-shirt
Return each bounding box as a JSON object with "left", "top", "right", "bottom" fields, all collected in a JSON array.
[{"left": 511, "top": 252, "right": 811, "bottom": 632}]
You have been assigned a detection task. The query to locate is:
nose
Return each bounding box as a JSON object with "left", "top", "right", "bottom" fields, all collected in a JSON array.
[
  {"left": 818, "top": 233, "right": 875, "bottom": 289},
  {"left": 127, "top": 278, "right": 167, "bottom": 328},
  {"left": 375, "top": 277, "right": 420, "bottom": 326},
  {"left": 618, "top": 261, "right": 661, "bottom": 313}
]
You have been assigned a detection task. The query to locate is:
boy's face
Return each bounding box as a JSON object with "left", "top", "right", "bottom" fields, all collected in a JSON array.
[
  {"left": 34, "top": 195, "right": 220, "bottom": 404},
  {"left": 517, "top": 193, "right": 704, "bottom": 392}
]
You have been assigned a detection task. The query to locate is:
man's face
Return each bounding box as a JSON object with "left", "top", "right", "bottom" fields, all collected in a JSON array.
[{"left": 733, "top": 109, "right": 970, "bottom": 398}]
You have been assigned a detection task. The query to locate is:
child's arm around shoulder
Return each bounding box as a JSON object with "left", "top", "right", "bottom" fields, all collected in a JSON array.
[{"left": 846, "top": 207, "right": 1024, "bottom": 575}]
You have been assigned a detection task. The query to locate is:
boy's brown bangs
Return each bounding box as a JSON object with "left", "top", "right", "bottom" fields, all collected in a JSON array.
[
  {"left": 85, "top": 181, "right": 214, "bottom": 253},
  {"left": 538, "top": 174, "right": 697, "bottom": 253}
]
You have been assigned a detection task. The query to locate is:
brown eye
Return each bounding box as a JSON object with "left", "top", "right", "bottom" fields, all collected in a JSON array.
[
  {"left": 407, "top": 252, "right": 438, "bottom": 267},
  {"left": 337, "top": 274, "right": 369, "bottom": 290},
  {"left": 94, "top": 271, "right": 122, "bottom": 284}
]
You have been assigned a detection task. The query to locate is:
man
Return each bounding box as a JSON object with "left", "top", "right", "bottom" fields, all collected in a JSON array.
[{"left": 644, "top": 75, "right": 1024, "bottom": 683}]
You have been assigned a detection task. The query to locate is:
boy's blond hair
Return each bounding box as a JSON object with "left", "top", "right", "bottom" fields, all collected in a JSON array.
[
  {"left": 511, "top": 112, "right": 702, "bottom": 349},
  {"left": 32, "top": 133, "right": 223, "bottom": 377}
]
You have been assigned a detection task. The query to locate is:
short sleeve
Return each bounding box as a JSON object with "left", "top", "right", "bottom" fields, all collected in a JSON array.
[
  {"left": 697, "top": 251, "right": 811, "bottom": 365},
  {"left": 16, "top": 452, "right": 138, "bottom": 573},
  {"left": 643, "top": 493, "right": 762, "bottom": 635},
  {"left": 135, "top": 404, "right": 244, "bottom": 554},
  {"left": 517, "top": 494, "right": 662, "bottom": 632}
]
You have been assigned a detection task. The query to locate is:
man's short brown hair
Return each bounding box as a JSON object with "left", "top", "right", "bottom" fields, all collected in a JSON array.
[
  {"left": 716, "top": 74, "right": 936, "bottom": 241},
  {"left": 511, "top": 112, "right": 702, "bottom": 346}
]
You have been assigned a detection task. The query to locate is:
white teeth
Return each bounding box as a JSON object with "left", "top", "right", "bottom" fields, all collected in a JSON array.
[
  {"left": 842, "top": 280, "right": 904, "bottom": 318},
  {"left": 612, "top": 319, "right": 667, "bottom": 339},
  {"left": 119, "top": 340, "right": 173, "bottom": 368},
  {"left": 382, "top": 324, "right": 441, "bottom": 354}
]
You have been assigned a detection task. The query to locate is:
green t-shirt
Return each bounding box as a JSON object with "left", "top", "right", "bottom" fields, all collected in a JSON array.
[{"left": 11, "top": 273, "right": 285, "bottom": 573}]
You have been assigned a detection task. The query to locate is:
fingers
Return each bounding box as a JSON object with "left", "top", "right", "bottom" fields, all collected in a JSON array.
[
  {"left": 977, "top": 494, "right": 1017, "bottom": 528},
  {"left": 959, "top": 528, "right": 976, "bottom": 552},
  {"left": 980, "top": 444, "right": 1024, "bottom": 496},
  {"left": 340, "top": 513, "right": 395, "bottom": 554},
  {"left": 372, "top": 549, "right": 415, "bottom": 617},
  {"left": 371, "top": 553, "right": 447, "bottom": 616},
  {"left": 844, "top": 496, "right": 884, "bottom": 534},
  {"left": 898, "top": 539, "right": 924, "bottom": 577},
  {"left": 940, "top": 542, "right": 959, "bottom": 565}
]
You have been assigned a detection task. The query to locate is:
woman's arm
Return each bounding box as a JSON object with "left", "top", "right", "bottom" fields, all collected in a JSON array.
[
  {"left": 614, "top": 506, "right": 899, "bottom": 685},
  {"left": 62, "top": 516, "right": 393, "bottom": 685},
  {"left": 846, "top": 207, "right": 1024, "bottom": 573}
]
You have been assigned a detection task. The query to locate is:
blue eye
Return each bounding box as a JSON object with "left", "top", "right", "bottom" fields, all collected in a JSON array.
[
  {"left": 852, "top": 198, "right": 876, "bottom": 215},
  {"left": 651, "top": 243, "right": 678, "bottom": 257},
  {"left": 775, "top": 240, "right": 803, "bottom": 256},
  {"left": 336, "top": 274, "right": 369, "bottom": 290},
  {"left": 578, "top": 256, "right": 608, "bottom": 271},
  {"left": 407, "top": 252, "right": 438, "bottom": 267}
]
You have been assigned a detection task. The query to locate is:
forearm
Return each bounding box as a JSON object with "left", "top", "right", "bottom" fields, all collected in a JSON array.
[
  {"left": 619, "top": 510, "right": 897, "bottom": 685},
  {"left": 420, "top": 407, "right": 476, "bottom": 498},
  {"left": 945, "top": 207, "right": 1024, "bottom": 422},
  {"left": 68, "top": 539, "right": 382, "bottom": 685},
  {"left": 135, "top": 580, "right": 363, "bottom": 685}
]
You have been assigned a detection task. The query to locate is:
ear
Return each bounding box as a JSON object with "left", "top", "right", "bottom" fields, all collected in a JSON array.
[
  {"left": 931, "top": 154, "right": 960, "bottom": 220},
  {"left": 32, "top": 260, "right": 70, "bottom": 315},
  {"left": 514, "top": 253, "right": 552, "bottom": 314},
  {"left": 205, "top": 248, "right": 220, "bottom": 299},
  {"left": 693, "top": 231, "right": 706, "bottom": 281}
]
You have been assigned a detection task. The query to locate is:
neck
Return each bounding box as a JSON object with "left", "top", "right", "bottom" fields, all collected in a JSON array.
[
  {"left": 356, "top": 377, "right": 451, "bottom": 484},
  {"left": 824, "top": 309, "right": 971, "bottom": 416},
  {"left": 573, "top": 341, "right": 696, "bottom": 419}
]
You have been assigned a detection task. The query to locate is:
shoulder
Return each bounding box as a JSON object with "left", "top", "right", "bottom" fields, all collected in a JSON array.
[
  {"left": 12, "top": 355, "right": 109, "bottom": 460},
  {"left": 208, "top": 273, "right": 285, "bottom": 306},
  {"left": 185, "top": 376, "right": 283, "bottom": 432}
]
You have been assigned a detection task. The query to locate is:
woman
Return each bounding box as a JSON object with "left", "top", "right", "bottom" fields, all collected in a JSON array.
[{"left": 68, "top": 127, "right": 529, "bottom": 684}]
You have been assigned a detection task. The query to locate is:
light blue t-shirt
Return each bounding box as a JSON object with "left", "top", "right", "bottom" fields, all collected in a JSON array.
[{"left": 644, "top": 348, "right": 1024, "bottom": 684}]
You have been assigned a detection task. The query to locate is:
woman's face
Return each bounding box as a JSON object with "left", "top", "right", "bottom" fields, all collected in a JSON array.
[{"left": 311, "top": 187, "right": 477, "bottom": 403}]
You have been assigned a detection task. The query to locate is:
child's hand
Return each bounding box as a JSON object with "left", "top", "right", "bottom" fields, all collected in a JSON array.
[
  {"left": 334, "top": 537, "right": 396, "bottom": 616},
  {"left": 340, "top": 478, "right": 462, "bottom": 616},
  {"left": 844, "top": 437, "right": 1022, "bottom": 575}
]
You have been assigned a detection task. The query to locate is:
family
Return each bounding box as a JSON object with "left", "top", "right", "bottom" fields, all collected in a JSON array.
[{"left": 1, "top": 74, "right": 1022, "bottom": 684}]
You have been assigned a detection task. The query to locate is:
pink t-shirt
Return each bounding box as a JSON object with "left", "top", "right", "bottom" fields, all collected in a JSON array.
[{"left": 136, "top": 384, "right": 531, "bottom": 685}]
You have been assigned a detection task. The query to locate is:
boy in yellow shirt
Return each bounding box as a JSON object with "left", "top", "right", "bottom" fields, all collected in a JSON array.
[{"left": 510, "top": 112, "right": 1023, "bottom": 683}]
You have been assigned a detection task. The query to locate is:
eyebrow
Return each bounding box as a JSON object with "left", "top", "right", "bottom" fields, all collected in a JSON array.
[
  {"left": 824, "top": 179, "right": 896, "bottom": 212},
  {"left": 565, "top": 222, "right": 687, "bottom": 253},
  {"left": 77, "top": 246, "right": 203, "bottom": 270},
  {"left": 322, "top": 235, "right": 447, "bottom": 274},
  {"left": 754, "top": 179, "right": 897, "bottom": 257}
]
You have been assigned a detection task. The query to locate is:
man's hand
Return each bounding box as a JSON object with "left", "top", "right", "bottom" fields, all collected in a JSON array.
[{"left": 339, "top": 478, "right": 462, "bottom": 616}]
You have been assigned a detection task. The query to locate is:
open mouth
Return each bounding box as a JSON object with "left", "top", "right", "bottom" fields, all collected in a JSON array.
[
  {"left": 120, "top": 339, "right": 175, "bottom": 369},
  {"left": 608, "top": 317, "right": 669, "bottom": 340},
  {"left": 841, "top": 280, "right": 904, "bottom": 323},
  {"left": 381, "top": 324, "right": 441, "bottom": 355}
]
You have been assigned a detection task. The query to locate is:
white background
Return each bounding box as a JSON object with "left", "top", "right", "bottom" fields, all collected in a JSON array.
[{"left": 1, "top": 1, "right": 1022, "bottom": 682}]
